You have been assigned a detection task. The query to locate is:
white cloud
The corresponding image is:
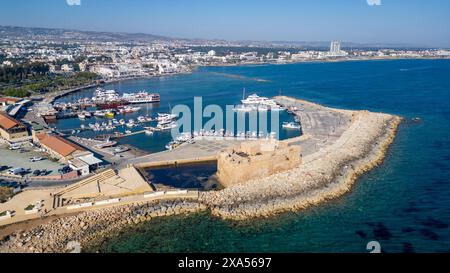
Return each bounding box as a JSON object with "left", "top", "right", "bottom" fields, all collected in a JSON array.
[
  {"left": 367, "top": 0, "right": 382, "bottom": 6},
  {"left": 66, "top": 0, "right": 81, "bottom": 6}
]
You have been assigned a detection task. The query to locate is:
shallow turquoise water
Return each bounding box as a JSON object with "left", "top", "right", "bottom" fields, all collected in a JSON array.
[{"left": 88, "top": 59, "right": 450, "bottom": 253}]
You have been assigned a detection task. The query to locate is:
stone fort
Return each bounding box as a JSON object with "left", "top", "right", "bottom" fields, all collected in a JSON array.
[{"left": 217, "top": 140, "right": 302, "bottom": 187}]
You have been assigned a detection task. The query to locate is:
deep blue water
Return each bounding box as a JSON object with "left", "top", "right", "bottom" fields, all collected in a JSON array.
[
  {"left": 85, "top": 59, "right": 450, "bottom": 253},
  {"left": 55, "top": 71, "right": 300, "bottom": 153},
  {"left": 148, "top": 162, "right": 219, "bottom": 190}
]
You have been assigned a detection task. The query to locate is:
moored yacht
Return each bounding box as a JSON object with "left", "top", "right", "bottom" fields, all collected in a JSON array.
[{"left": 282, "top": 122, "right": 301, "bottom": 130}]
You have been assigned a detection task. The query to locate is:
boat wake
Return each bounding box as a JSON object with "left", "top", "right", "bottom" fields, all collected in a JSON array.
[{"left": 209, "top": 72, "right": 271, "bottom": 83}]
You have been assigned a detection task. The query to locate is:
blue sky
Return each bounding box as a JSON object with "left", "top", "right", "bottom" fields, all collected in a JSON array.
[{"left": 0, "top": 0, "right": 449, "bottom": 47}]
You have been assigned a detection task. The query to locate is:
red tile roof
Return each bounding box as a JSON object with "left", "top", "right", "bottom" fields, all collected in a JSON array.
[
  {"left": 37, "top": 133, "right": 85, "bottom": 157},
  {"left": 0, "top": 97, "right": 21, "bottom": 104},
  {"left": 0, "top": 112, "right": 24, "bottom": 130}
]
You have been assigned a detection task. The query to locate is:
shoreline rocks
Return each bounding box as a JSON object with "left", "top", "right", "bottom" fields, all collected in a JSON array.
[{"left": 0, "top": 199, "right": 206, "bottom": 253}]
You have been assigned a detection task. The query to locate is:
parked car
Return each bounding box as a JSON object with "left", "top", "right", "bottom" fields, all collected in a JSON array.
[
  {"left": 9, "top": 144, "right": 21, "bottom": 150},
  {"left": 7, "top": 168, "right": 26, "bottom": 176},
  {"left": 0, "top": 166, "right": 8, "bottom": 172},
  {"left": 58, "top": 166, "right": 72, "bottom": 174},
  {"left": 0, "top": 181, "right": 15, "bottom": 187},
  {"left": 40, "top": 169, "right": 51, "bottom": 176},
  {"left": 32, "top": 170, "right": 41, "bottom": 176},
  {"left": 29, "top": 157, "right": 43, "bottom": 162}
]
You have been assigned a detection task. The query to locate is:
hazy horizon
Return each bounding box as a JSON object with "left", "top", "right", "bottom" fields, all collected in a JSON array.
[{"left": 0, "top": 0, "right": 449, "bottom": 47}]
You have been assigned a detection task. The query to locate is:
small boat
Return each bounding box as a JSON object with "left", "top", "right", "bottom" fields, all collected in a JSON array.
[
  {"left": 119, "top": 106, "right": 141, "bottom": 114},
  {"left": 113, "top": 146, "right": 130, "bottom": 154},
  {"left": 282, "top": 122, "right": 301, "bottom": 130},
  {"left": 258, "top": 105, "right": 269, "bottom": 112},
  {"left": 145, "top": 129, "right": 154, "bottom": 136},
  {"left": 94, "top": 110, "right": 105, "bottom": 117},
  {"left": 233, "top": 105, "right": 255, "bottom": 112},
  {"left": 156, "top": 113, "right": 178, "bottom": 121},
  {"left": 104, "top": 111, "right": 115, "bottom": 119},
  {"left": 165, "top": 141, "right": 178, "bottom": 150},
  {"left": 126, "top": 119, "right": 135, "bottom": 128},
  {"left": 78, "top": 113, "right": 86, "bottom": 120},
  {"left": 157, "top": 122, "right": 178, "bottom": 131},
  {"left": 270, "top": 105, "right": 285, "bottom": 112},
  {"left": 125, "top": 130, "right": 132, "bottom": 134},
  {"left": 137, "top": 116, "right": 146, "bottom": 123},
  {"left": 119, "top": 119, "right": 125, "bottom": 125}
]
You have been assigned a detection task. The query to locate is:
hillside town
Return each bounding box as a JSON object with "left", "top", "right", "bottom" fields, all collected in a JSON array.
[{"left": 1, "top": 26, "right": 450, "bottom": 99}]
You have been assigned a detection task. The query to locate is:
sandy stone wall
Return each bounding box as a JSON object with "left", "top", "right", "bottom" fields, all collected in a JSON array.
[{"left": 217, "top": 140, "right": 302, "bottom": 187}]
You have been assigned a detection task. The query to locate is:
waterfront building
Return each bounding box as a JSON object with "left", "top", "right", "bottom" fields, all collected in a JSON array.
[
  {"left": 34, "top": 132, "right": 102, "bottom": 176},
  {"left": 329, "top": 41, "right": 348, "bottom": 57},
  {"left": 330, "top": 41, "right": 341, "bottom": 54},
  {"left": 0, "top": 112, "right": 30, "bottom": 143},
  {"left": 328, "top": 41, "right": 348, "bottom": 57},
  {"left": 36, "top": 132, "right": 88, "bottom": 162}
]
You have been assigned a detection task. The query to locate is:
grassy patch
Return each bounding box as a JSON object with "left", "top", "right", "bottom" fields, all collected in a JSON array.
[
  {"left": 0, "top": 186, "right": 14, "bottom": 203},
  {"left": 25, "top": 204, "right": 35, "bottom": 211}
]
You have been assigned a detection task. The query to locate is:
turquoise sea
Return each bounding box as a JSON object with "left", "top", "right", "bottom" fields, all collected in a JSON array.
[{"left": 74, "top": 59, "right": 450, "bottom": 253}]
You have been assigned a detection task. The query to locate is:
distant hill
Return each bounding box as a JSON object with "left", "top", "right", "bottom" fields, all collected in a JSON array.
[
  {"left": 0, "top": 25, "right": 173, "bottom": 42},
  {"left": 0, "top": 25, "right": 429, "bottom": 49}
]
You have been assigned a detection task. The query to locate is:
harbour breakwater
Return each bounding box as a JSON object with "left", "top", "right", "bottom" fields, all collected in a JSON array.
[
  {"left": 201, "top": 112, "right": 401, "bottom": 220},
  {"left": 0, "top": 97, "right": 401, "bottom": 252}
]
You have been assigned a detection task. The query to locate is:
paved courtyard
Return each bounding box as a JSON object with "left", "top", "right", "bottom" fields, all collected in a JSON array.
[{"left": 0, "top": 145, "right": 63, "bottom": 177}]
